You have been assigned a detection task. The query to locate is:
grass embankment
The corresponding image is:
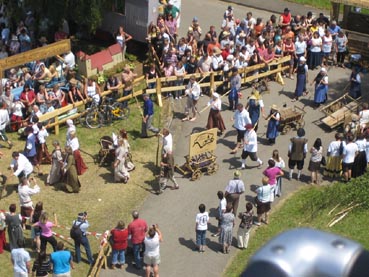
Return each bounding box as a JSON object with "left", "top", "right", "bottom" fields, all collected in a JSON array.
[
  {"left": 288, "top": 0, "right": 331, "bottom": 10},
  {"left": 0, "top": 98, "right": 162, "bottom": 276},
  {"left": 225, "top": 175, "right": 369, "bottom": 276}
]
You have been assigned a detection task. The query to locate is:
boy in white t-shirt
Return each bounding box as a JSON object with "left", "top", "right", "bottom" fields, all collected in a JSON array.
[{"left": 195, "top": 203, "right": 209, "bottom": 252}]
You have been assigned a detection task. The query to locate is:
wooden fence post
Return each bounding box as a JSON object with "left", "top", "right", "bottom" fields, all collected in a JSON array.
[
  {"left": 156, "top": 77, "right": 163, "bottom": 107},
  {"left": 54, "top": 115, "right": 59, "bottom": 135},
  {"left": 276, "top": 62, "right": 285, "bottom": 86},
  {"left": 210, "top": 72, "right": 215, "bottom": 96}
]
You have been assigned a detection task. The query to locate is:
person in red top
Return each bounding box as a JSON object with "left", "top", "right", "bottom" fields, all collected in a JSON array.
[
  {"left": 110, "top": 221, "right": 129, "bottom": 269},
  {"left": 279, "top": 8, "right": 292, "bottom": 30},
  {"left": 20, "top": 84, "right": 36, "bottom": 118},
  {"left": 128, "top": 211, "right": 148, "bottom": 269}
]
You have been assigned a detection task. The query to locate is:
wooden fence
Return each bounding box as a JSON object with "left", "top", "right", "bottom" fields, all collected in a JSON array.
[{"left": 38, "top": 56, "right": 291, "bottom": 134}]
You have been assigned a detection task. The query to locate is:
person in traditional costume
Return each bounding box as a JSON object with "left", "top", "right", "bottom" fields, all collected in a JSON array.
[
  {"left": 206, "top": 92, "right": 226, "bottom": 135},
  {"left": 266, "top": 104, "right": 280, "bottom": 145},
  {"left": 246, "top": 88, "right": 265, "bottom": 131}
]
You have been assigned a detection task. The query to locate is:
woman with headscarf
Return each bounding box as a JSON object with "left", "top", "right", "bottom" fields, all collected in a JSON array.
[
  {"left": 69, "top": 131, "right": 87, "bottom": 175},
  {"left": 311, "top": 67, "right": 328, "bottom": 108},
  {"left": 63, "top": 146, "right": 80, "bottom": 193},
  {"left": 114, "top": 138, "right": 130, "bottom": 183},
  {"left": 206, "top": 92, "right": 226, "bottom": 135},
  {"left": 246, "top": 88, "right": 265, "bottom": 132},
  {"left": 293, "top": 56, "right": 308, "bottom": 102},
  {"left": 46, "top": 140, "right": 63, "bottom": 186},
  {"left": 266, "top": 104, "right": 280, "bottom": 145}
]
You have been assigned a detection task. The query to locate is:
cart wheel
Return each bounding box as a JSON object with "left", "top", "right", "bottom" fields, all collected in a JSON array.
[
  {"left": 282, "top": 125, "right": 291, "bottom": 134},
  {"left": 207, "top": 163, "right": 219, "bottom": 175},
  {"left": 296, "top": 119, "right": 305, "bottom": 130},
  {"left": 191, "top": 170, "right": 202, "bottom": 181}
]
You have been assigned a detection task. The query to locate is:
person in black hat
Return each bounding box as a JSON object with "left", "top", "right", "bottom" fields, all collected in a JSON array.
[
  {"left": 71, "top": 212, "right": 94, "bottom": 265},
  {"left": 287, "top": 128, "right": 308, "bottom": 181}
]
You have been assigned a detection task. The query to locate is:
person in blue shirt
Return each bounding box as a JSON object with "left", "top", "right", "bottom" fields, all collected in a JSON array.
[
  {"left": 50, "top": 241, "right": 74, "bottom": 276},
  {"left": 141, "top": 94, "right": 160, "bottom": 138},
  {"left": 72, "top": 212, "right": 94, "bottom": 265}
]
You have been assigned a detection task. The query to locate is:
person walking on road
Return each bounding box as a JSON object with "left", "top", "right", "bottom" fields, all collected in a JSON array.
[
  {"left": 141, "top": 94, "right": 160, "bottom": 138},
  {"left": 241, "top": 124, "right": 263, "bottom": 170},
  {"left": 224, "top": 170, "right": 245, "bottom": 216},
  {"left": 288, "top": 128, "right": 308, "bottom": 181},
  {"left": 237, "top": 202, "right": 253, "bottom": 249},
  {"left": 206, "top": 92, "right": 226, "bottom": 135},
  {"left": 144, "top": 224, "right": 163, "bottom": 277},
  {"left": 159, "top": 145, "right": 179, "bottom": 191},
  {"left": 182, "top": 75, "right": 200, "bottom": 122},
  {"left": 231, "top": 103, "right": 251, "bottom": 154},
  {"left": 195, "top": 203, "right": 209, "bottom": 253},
  {"left": 128, "top": 211, "right": 148, "bottom": 269}
]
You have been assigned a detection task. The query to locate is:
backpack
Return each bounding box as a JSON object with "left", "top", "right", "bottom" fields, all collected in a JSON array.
[{"left": 70, "top": 221, "right": 83, "bottom": 242}]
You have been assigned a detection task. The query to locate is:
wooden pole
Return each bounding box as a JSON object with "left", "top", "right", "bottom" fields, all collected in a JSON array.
[
  {"left": 210, "top": 72, "right": 215, "bottom": 97},
  {"left": 156, "top": 77, "right": 163, "bottom": 107}
]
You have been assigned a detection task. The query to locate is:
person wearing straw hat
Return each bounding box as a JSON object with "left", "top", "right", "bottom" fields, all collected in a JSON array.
[
  {"left": 311, "top": 67, "right": 328, "bottom": 108},
  {"left": 266, "top": 104, "right": 281, "bottom": 145},
  {"left": 241, "top": 124, "right": 263, "bottom": 170},
  {"left": 206, "top": 92, "right": 226, "bottom": 135},
  {"left": 246, "top": 88, "right": 265, "bottom": 132},
  {"left": 211, "top": 47, "right": 224, "bottom": 72},
  {"left": 224, "top": 170, "right": 245, "bottom": 216},
  {"left": 293, "top": 56, "right": 308, "bottom": 102}
]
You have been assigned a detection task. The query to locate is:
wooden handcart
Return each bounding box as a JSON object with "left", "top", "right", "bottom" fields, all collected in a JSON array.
[
  {"left": 278, "top": 105, "right": 306, "bottom": 135},
  {"left": 175, "top": 128, "right": 219, "bottom": 181},
  {"left": 320, "top": 93, "right": 361, "bottom": 130}
]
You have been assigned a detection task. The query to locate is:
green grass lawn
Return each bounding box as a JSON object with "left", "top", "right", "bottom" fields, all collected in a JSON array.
[
  {"left": 225, "top": 175, "right": 369, "bottom": 276},
  {"left": 287, "top": 0, "right": 332, "bottom": 10},
  {"left": 0, "top": 97, "right": 163, "bottom": 276}
]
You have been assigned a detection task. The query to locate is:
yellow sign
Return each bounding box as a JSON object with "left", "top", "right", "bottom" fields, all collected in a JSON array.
[{"left": 189, "top": 128, "right": 217, "bottom": 157}]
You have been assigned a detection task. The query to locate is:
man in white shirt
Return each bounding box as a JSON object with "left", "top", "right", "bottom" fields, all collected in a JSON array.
[
  {"left": 10, "top": 152, "right": 34, "bottom": 180},
  {"left": 161, "top": 128, "right": 173, "bottom": 154},
  {"left": 231, "top": 103, "right": 251, "bottom": 154},
  {"left": 182, "top": 75, "right": 200, "bottom": 121},
  {"left": 211, "top": 47, "right": 224, "bottom": 71},
  {"left": 342, "top": 134, "right": 358, "bottom": 182},
  {"left": 241, "top": 124, "right": 263, "bottom": 169},
  {"left": 18, "top": 176, "right": 40, "bottom": 225},
  {"left": 0, "top": 101, "right": 13, "bottom": 148},
  {"left": 11, "top": 239, "right": 31, "bottom": 276}
]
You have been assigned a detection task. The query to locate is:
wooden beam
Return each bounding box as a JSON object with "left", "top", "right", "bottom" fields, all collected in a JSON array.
[{"left": 0, "top": 39, "right": 71, "bottom": 71}]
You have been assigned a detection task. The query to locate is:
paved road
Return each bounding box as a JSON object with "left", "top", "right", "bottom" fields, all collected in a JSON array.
[{"left": 100, "top": 1, "right": 364, "bottom": 276}]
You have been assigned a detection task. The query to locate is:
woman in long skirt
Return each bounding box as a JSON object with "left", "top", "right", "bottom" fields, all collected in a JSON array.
[
  {"left": 311, "top": 67, "right": 328, "bottom": 107},
  {"left": 47, "top": 140, "right": 63, "bottom": 185},
  {"left": 266, "top": 105, "right": 280, "bottom": 145},
  {"left": 352, "top": 134, "right": 367, "bottom": 178},
  {"left": 271, "top": 150, "right": 285, "bottom": 197},
  {"left": 63, "top": 146, "right": 81, "bottom": 193},
  {"left": 246, "top": 89, "right": 265, "bottom": 131},
  {"left": 206, "top": 93, "right": 226, "bottom": 134},
  {"left": 68, "top": 131, "right": 87, "bottom": 175},
  {"left": 293, "top": 56, "right": 308, "bottom": 101},
  {"left": 324, "top": 133, "right": 344, "bottom": 179},
  {"left": 219, "top": 204, "right": 235, "bottom": 254},
  {"left": 5, "top": 204, "right": 24, "bottom": 251},
  {"left": 114, "top": 138, "right": 130, "bottom": 183},
  {"left": 308, "top": 31, "right": 322, "bottom": 70}
]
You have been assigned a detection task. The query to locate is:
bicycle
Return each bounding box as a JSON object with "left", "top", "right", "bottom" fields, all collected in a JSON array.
[{"left": 84, "top": 97, "right": 130, "bottom": 129}]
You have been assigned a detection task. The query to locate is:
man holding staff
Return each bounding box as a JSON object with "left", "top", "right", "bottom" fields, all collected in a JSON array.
[{"left": 182, "top": 75, "right": 201, "bottom": 122}]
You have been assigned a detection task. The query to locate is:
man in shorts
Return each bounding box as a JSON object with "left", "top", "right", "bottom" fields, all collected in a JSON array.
[
  {"left": 241, "top": 124, "right": 263, "bottom": 169},
  {"left": 342, "top": 134, "right": 358, "bottom": 182}
]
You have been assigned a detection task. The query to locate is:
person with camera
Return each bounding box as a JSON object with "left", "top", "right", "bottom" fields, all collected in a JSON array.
[
  {"left": 71, "top": 212, "right": 94, "bottom": 265},
  {"left": 18, "top": 176, "right": 40, "bottom": 229},
  {"left": 144, "top": 224, "right": 163, "bottom": 277}
]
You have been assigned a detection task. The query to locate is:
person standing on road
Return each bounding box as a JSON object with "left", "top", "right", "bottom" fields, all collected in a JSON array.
[
  {"left": 237, "top": 202, "right": 254, "bottom": 249},
  {"left": 254, "top": 177, "right": 273, "bottom": 225},
  {"left": 241, "top": 124, "right": 263, "bottom": 170},
  {"left": 219, "top": 204, "right": 235, "bottom": 254},
  {"left": 246, "top": 89, "right": 265, "bottom": 132},
  {"left": 144, "top": 224, "right": 163, "bottom": 277},
  {"left": 11, "top": 239, "right": 31, "bottom": 277},
  {"left": 342, "top": 134, "right": 358, "bottom": 182},
  {"left": 308, "top": 138, "right": 323, "bottom": 185},
  {"left": 128, "top": 211, "right": 148, "bottom": 269},
  {"left": 159, "top": 145, "right": 179, "bottom": 191},
  {"left": 228, "top": 67, "right": 241, "bottom": 111},
  {"left": 224, "top": 170, "right": 245, "bottom": 216},
  {"left": 141, "top": 94, "right": 160, "bottom": 138},
  {"left": 349, "top": 67, "right": 361, "bottom": 99},
  {"left": 212, "top": 191, "right": 226, "bottom": 237},
  {"left": 195, "top": 203, "right": 209, "bottom": 253},
  {"left": 266, "top": 104, "right": 280, "bottom": 145},
  {"left": 206, "top": 92, "right": 226, "bottom": 135},
  {"left": 231, "top": 103, "right": 251, "bottom": 154},
  {"left": 293, "top": 56, "right": 308, "bottom": 102},
  {"left": 311, "top": 67, "right": 328, "bottom": 108},
  {"left": 72, "top": 212, "right": 94, "bottom": 265},
  {"left": 110, "top": 220, "right": 129, "bottom": 269},
  {"left": 288, "top": 128, "right": 308, "bottom": 181},
  {"left": 182, "top": 75, "right": 200, "bottom": 122}
]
